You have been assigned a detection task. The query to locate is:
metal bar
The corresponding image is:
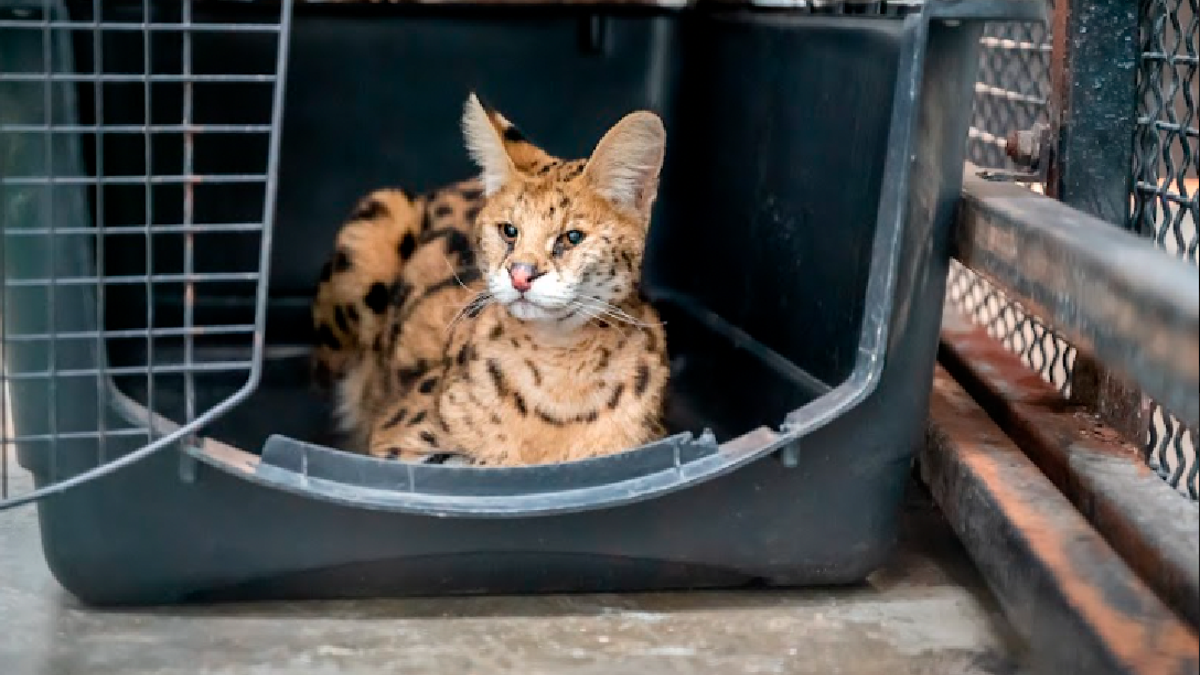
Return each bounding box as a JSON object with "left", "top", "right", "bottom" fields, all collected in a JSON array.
[
  {"left": 0, "top": 73, "right": 276, "bottom": 83},
  {"left": 941, "top": 309, "right": 1200, "bottom": 628},
  {"left": 1, "top": 325, "right": 255, "bottom": 342},
  {"left": 967, "top": 127, "right": 1009, "bottom": 148},
  {"left": 4, "top": 360, "right": 254, "bottom": 381},
  {"left": 0, "top": 21, "right": 282, "bottom": 32},
  {"left": 92, "top": 0, "right": 108, "bottom": 464},
  {"left": 921, "top": 365, "right": 1200, "bottom": 675},
  {"left": 241, "top": 0, "right": 294, "bottom": 416},
  {"left": 0, "top": 124, "right": 273, "bottom": 134},
  {"left": 3, "top": 272, "right": 260, "bottom": 286},
  {"left": 953, "top": 169, "right": 1200, "bottom": 430},
  {"left": 42, "top": 0, "right": 59, "bottom": 485},
  {"left": 0, "top": 174, "right": 268, "bottom": 186},
  {"left": 1131, "top": 185, "right": 1199, "bottom": 203},
  {"left": 183, "top": 0, "right": 197, "bottom": 428},
  {"left": 142, "top": 0, "right": 156, "bottom": 445},
  {"left": 974, "top": 82, "right": 1046, "bottom": 106},
  {"left": 1134, "top": 120, "right": 1200, "bottom": 136},
  {"left": 1045, "top": 0, "right": 1145, "bottom": 438},
  {"left": 978, "top": 36, "right": 1052, "bottom": 52},
  {"left": 3, "top": 223, "right": 265, "bottom": 236},
  {"left": 1, "top": 7, "right": 11, "bottom": 499},
  {"left": 14, "top": 428, "right": 162, "bottom": 443},
  {"left": 1046, "top": 0, "right": 1140, "bottom": 225},
  {"left": 1, "top": 240, "right": 5, "bottom": 498},
  {"left": 1137, "top": 53, "right": 1199, "bottom": 64}
]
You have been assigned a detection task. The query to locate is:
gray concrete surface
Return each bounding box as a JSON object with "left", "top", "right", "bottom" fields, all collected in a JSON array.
[{"left": 1, "top": 461, "right": 1025, "bottom": 675}]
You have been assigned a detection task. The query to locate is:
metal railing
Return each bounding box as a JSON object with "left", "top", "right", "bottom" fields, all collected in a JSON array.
[{"left": 952, "top": 0, "right": 1198, "bottom": 501}]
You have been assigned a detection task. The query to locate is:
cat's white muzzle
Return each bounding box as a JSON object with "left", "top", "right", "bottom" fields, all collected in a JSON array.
[{"left": 488, "top": 268, "right": 574, "bottom": 322}]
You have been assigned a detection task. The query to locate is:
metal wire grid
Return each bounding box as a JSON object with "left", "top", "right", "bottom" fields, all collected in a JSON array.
[
  {"left": 1130, "top": 0, "right": 1197, "bottom": 499},
  {"left": 953, "top": 7, "right": 1080, "bottom": 400},
  {"left": 946, "top": 260, "right": 1078, "bottom": 396},
  {"left": 952, "top": 0, "right": 1198, "bottom": 501},
  {"left": 307, "top": 0, "right": 927, "bottom": 11},
  {"left": 965, "top": 11, "right": 1053, "bottom": 172},
  {"left": 0, "top": 0, "right": 291, "bottom": 509}
]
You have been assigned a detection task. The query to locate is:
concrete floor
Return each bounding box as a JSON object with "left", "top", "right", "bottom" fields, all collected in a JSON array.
[{"left": 1, "top": 461, "right": 1025, "bottom": 675}]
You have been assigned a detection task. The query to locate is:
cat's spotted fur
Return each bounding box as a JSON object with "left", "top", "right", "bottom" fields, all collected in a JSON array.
[{"left": 311, "top": 95, "right": 669, "bottom": 466}]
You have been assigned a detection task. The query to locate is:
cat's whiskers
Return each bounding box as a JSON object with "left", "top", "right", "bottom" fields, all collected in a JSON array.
[
  {"left": 445, "top": 290, "right": 493, "bottom": 335},
  {"left": 438, "top": 252, "right": 493, "bottom": 335},
  {"left": 561, "top": 297, "right": 653, "bottom": 334},
  {"left": 547, "top": 293, "right": 641, "bottom": 326},
  {"left": 570, "top": 295, "right": 661, "bottom": 329},
  {"left": 567, "top": 301, "right": 615, "bottom": 330},
  {"left": 439, "top": 252, "right": 474, "bottom": 292}
]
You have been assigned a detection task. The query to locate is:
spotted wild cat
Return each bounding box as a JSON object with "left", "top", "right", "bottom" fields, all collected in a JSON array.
[{"left": 310, "top": 94, "right": 669, "bottom": 466}]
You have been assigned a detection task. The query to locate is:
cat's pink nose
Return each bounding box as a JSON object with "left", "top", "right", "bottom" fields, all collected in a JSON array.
[{"left": 509, "top": 263, "right": 540, "bottom": 293}]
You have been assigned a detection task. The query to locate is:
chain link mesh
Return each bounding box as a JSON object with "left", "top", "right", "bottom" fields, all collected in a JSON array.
[{"left": 1130, "top": 0, "right": 1197, "bottom": 500}]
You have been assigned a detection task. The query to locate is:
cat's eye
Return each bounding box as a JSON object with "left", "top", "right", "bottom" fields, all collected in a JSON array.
[
  {"left": 563, "top": 230, "right": 586, "bottom": 246},
  {"left": 499, "top": 223, "right": 519, "bottom": 240}
]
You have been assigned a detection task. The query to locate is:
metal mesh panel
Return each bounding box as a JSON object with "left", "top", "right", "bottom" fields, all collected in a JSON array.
[
  {"left": 0, "top": 0, "right": 291, "bottom": 509},
  {"left": 953, "top": 0, "right": 1197, "bottom": 501},
  {"left": 1130, "top": 0, "right": 1197, "bottom": 499},
  {"left": 946, "top": 260, "right": 1078, "bottom": 396},
  {"left": 965, "top": 10, "right": 1053, "bottom": 171},
  {"left": 954, "top": 5, "right": 1078, "bottom": 397}
]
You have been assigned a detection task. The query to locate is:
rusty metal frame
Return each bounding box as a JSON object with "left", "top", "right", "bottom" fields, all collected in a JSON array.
[
  {"left": 941, "top": 310, "right": 1200, "bottom": 628},
  {"left": 953, "top": 169, "right": 1200, "bottom": 431},
  {"left": 1046, "top": 0, "right": 1140, "bottom": 225},
  {"left": 278, "top": 0, "right": 691, "bottom": 6},
  {"left": 1043, "top": 0, "right": 1147, "bottom": 443},
  {"left": 922, "top": 360, "right": 1199, "bottom": 675}
]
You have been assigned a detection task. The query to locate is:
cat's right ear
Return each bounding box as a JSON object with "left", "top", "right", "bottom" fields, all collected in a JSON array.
[{"left": 462, "top": 93, "right": 516, "bottom": 196}]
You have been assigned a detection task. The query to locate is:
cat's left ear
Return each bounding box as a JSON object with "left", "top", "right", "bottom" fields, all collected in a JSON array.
[
  {"left": 583, "top": 111, "right": 666, "bottom": 219},
  {"left": 462, "top": 93, "right": 554, "bottom": 195},
  {"left": 462, "top": 93, "right": 516, "bottom": 195}
]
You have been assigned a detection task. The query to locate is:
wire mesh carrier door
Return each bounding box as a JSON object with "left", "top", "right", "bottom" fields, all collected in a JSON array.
[{"left": 0, "top": 0, "right": 293, "bottom": 510}]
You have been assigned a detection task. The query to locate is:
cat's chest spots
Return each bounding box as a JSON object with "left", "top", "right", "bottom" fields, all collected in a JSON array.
[
  {"left": 465, "top": 319, "right": 647, "bottom": 412},
  {"left": 434, "top": 308, "right": 667, "bottom": 464}
]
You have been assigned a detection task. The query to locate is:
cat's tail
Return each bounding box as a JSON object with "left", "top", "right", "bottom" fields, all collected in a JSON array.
[{"left": 310, "top": 188, "right": 426, "bottom": 389}]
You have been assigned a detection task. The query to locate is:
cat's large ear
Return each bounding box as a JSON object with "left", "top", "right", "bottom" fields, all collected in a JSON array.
[
  {"left": 462, "top": 93, "right": 553, "bottom": 195},
  {"left": 462, "top": 93, "right": 516, "bottom": 195},
  {"left": 583, "top": 111, "right": 666, "bottom": 218}
]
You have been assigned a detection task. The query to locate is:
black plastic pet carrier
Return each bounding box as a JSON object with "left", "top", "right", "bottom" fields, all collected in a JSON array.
[{"left": 0, "top": 0, "right": 1042, "bottom": 604}]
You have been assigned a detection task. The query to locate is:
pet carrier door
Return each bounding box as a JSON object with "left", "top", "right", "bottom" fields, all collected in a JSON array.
[{"left": 0, "top": 0, "right": 293, "bottom": 510}]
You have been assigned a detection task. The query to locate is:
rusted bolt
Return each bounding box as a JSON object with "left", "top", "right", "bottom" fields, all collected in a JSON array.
[
  {"left": 1003, "top": 123, "right": 1051, "bottom": 170},
  {"left": 1005, "top": 127, "right": 1042, "bottom": 168}
]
